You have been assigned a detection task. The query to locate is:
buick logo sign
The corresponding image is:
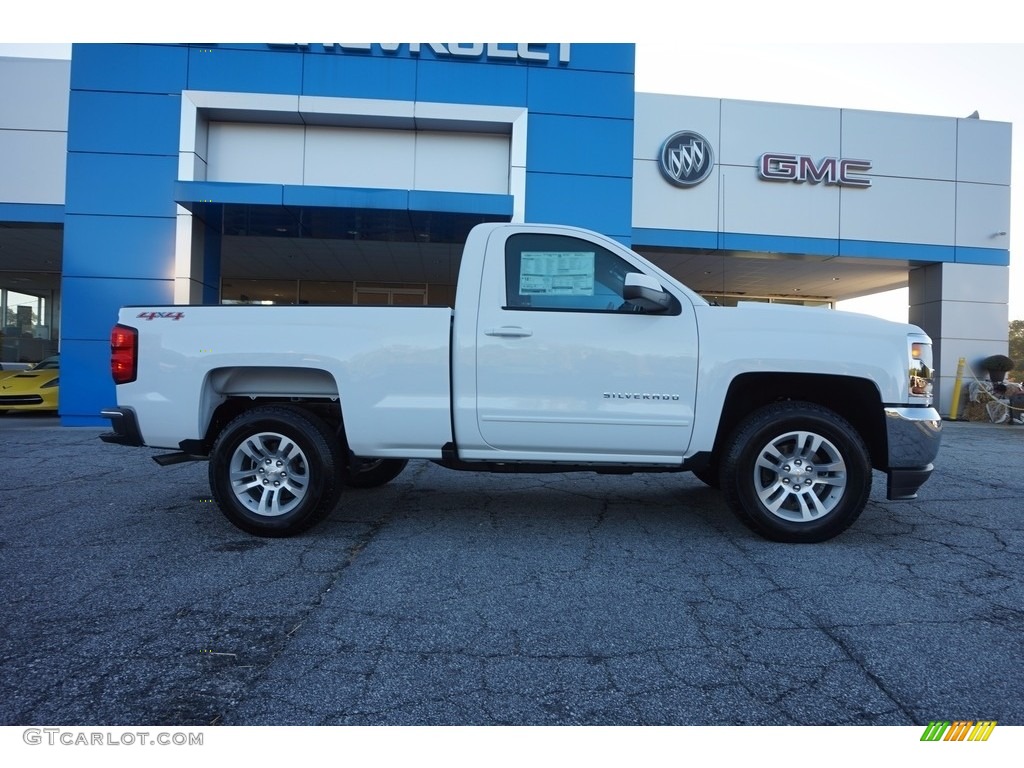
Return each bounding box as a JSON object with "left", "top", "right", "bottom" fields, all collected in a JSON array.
[{"left": 659, "top": 131, "right": 714, "bottom": 187}]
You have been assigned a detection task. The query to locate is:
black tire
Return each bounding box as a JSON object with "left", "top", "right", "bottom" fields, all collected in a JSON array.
[
  {"left": 720, "top": 401, "right": 872, "bottom": 543},
  {"left": 344, "top": 458, "right": 408, "bottom": 488},
  {"left": 208, "top": 405, "right": 343, "bottom": 537}
]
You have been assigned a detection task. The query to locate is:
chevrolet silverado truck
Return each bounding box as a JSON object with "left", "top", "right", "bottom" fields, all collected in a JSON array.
[{"left": 100, "top": 222, "right": 941, "bottom": 543}]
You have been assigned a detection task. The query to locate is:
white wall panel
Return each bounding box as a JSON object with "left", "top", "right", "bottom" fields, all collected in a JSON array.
[
  {"left": 956, "top": 118, "right": 1011, "bottom": 184},
  {"left": 720, "top": 166, "right": 840, "bottom": 239},
  {"left": 304, "top": 126, "right": 415, "bottom": 189},
  {"left": 841, "top": 110, "right": 956, "bottom": 181},
  {"left": 941, "top": 262, "right": 1009, "bottom": 305},
  {"left": 939, "top": 299, "right": 1010, "bottom": 340},
  {"left": 840, "top": 177, "right": 955, "bottom": 245},
  {"left": 205, "top": 122, "right": 511, "bottom": 194},
  {"left": 631, "top": 158, "right": 719, "bottom": 231},
  {"left": 955, "top": 182, "right": 1011, "bottom": 248},
  {"left": 632, "top": 93, "right": 720, "bottom": 233},
  {"left": 0, "top": 129, "right": 67, "bottom": 204},
  {"left": 178, "top": 152, "right": 207, "bottom": 183},
  {"left": 414, "top": 132, "right": 510, "bottom": 194},
  {"left": 0, "top": 57, "right": 69, "bottom": 131},
  {"left": 907, "top": 300, "right": 940, "bottom": 336},
  {"left": 207, "top": 122, "right": 304, "bottom": 185},
  {"left": 634, "top": 93, "right": 720, "bottom": 162},
  {"left": 720, "top": 100, "right": 840, "bottom": 168}
]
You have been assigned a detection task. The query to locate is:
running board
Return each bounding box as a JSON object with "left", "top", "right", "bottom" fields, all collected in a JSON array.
[{"left": 152, "top": 452, "right": 207, "bottom": 466}]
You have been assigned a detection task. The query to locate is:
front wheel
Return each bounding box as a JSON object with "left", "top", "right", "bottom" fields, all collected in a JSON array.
[
  {"left": 721, "top": 401, "right": 872, "bottom": 543},
  {"left": 208, "top": 406, "right": 343, "bottom": 537}
]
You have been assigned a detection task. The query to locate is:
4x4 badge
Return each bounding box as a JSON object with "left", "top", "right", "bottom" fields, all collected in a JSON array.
[{"left": 137, "top": 311, "right": 185, "bottom": 321}]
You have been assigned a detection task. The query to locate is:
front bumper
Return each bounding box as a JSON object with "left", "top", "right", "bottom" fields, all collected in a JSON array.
[
  {"left": 99, "top": 406, "right": 145, "bottom": 447},
  {"left": 884, "top": 406, "right": 942, "bottom": 500}
]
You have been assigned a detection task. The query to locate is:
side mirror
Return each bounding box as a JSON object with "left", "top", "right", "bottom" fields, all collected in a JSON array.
[{"left": 623, "top": 273, "right": 672, "bottom": 313}]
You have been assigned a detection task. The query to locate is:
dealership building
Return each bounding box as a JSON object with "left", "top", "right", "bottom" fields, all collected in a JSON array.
[{"left": 0, "top": 43, "right": 1012, "bottom": 423}]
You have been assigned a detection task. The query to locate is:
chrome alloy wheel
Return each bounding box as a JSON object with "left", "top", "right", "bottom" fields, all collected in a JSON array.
[
  {"left": 228, "top": 431, "right": 310, "bottom": 517},
  {"left": 753, "top": 430, "right": 847, "bottom": 523}
]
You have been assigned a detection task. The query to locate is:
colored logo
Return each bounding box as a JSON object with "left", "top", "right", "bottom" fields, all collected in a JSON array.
[
  {"left": 920, "top": 721, "right": 997, "bottom": 742},
  {"left": 659, "top": 131, "right": 714, "bottom": 187}
]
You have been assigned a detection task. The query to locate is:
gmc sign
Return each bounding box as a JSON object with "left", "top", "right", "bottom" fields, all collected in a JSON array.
[{"left": 758, "top": 153, "right": 872, "bottom": 188}]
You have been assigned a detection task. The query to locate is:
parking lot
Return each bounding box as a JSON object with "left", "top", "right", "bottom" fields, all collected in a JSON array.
[{"left": 1, "top": 416, "right": 1021, "bottom": 726}]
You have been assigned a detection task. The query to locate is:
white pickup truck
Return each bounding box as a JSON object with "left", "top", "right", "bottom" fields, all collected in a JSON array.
[{"left": 100, "top": 222, "right": 941, "bottom": 543}]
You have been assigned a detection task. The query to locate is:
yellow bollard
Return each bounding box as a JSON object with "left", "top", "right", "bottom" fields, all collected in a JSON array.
[{"left": 948, "top": 357, "right": 966, "bottom": 420}]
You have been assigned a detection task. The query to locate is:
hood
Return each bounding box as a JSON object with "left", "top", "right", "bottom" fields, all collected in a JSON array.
[
  {"left": 729, "top": 301, "right": 925, "bottom": 337},
  {"left": 0, "top": 370, "right": 59, "bottom": 391}
]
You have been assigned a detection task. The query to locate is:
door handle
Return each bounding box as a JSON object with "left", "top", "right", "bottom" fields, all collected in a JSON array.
[{"left": 484, "top": 326, "right": 533, "bottom": 338}]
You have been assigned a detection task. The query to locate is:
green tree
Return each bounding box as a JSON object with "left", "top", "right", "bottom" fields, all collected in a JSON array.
[{"left": 1011, "top": 320, "right": 1024, "bottom": 372}]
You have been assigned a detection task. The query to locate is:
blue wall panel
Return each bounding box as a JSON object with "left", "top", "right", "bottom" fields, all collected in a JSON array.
[
  {"left": 526, "top": 172, "right": 633, "bottom": 240},
  {"left": 59, "top": 337, "right": 116, "bottom": 425},
  {"left": 954, "top": 246, "right": 1009, "bottom": 266},
  {"left": 725, "top": 233, "right": 840, "bottom": 258},
  {"left": 60, "top": 43, "right": 639, "bottom": 425},
  {"left": 63, "top": 215, "right": 177, "bottom": 280},
  {"left": 632, "top": 227, "right": 720, "bottom": 250},
  {"left": 838, "top": 239, "right": 955, "bottom": 262},
  {"left": 187, "top": 47, "right": 303, "bottom": 95},
  {"left": 70, "top": 44, "right": 188, "bottom": 94},
  {"left": 68, "top": 91, "right": 181, "bottom": 155},
  {"left": 408, "top": 191, "right": 513, "bottom": 216},
  {"left": 176, "top": 181, "right": 285, "bottom": 206},
  {"left": 0, "top": 203, "right": 63, "bottom": 223},
  {"left": 281, "top": 185, "right": 408, "bottom": 210},
  {"left": 65, "top": 153, "right": 179, "bottom": 218},
  {"left": 557, "top": 44, "right": 635, "bottom": 74},
  {"left": 62, "top": 276, "right": 175, "bottom": 342},
  {"left": 416, "top": 60, "right": 529, "bottom": 106},
  {"left": 528, "top": 68, "right": 635, "bottom": 119},
  {"left": 301, "top": 53, "right": 418, "bottom": 101},
  {"left": 526, "top": 114, "right": 634, "bottom": 177}
]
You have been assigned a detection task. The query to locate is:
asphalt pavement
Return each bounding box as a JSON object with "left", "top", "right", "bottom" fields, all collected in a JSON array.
[{"left": 1, "top": 415, "right": 1021, "bottom": 726}]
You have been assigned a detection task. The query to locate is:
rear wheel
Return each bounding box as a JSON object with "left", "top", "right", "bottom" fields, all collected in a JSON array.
[
  {"left": 344, "top": 458, "right": 408, "bottom": 488},
  {"left": 721, "top": 401, "right": 871, "bottom": 543},
  {"left": 209, "top": 405, "right": 343, "bottom": 537}
]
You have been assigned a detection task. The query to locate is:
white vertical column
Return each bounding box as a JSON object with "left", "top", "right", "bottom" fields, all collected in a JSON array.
[
  {"left": 173, "top": 205, "right": 205, "bottom": 304},
  {"left": 909, "top": 262, "right": 1010, "bottom": 416}
]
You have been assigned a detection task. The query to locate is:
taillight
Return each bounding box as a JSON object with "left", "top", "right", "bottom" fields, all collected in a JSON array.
[{"left": 111, "top": 324, "right": 138, "bottom": 384}]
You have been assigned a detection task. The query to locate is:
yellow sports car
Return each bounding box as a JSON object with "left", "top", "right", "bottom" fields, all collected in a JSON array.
[{"left": 0, "top": 355, "right": 59, "bottom": 412}]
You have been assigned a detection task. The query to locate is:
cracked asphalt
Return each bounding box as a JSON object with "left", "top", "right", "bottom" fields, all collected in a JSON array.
[{"left": 1, "top": 416, "right": 1022, "bottom": 726}]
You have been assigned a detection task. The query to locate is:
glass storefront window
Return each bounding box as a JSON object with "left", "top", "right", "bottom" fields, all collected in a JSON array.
[
  {"left": 220, "top": 279, "right": 298, "bottom": 305},
  {"left": 1, "top": 288, "right": 57, "bottom": 363}
]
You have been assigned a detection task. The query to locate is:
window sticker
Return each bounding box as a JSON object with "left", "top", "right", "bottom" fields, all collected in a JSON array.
[{"left": 519, "top": 252, "right": 595, "bottom": 296}]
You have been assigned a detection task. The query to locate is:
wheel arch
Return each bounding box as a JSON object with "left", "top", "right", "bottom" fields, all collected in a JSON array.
[
  {"left": 712, "top": 373, "right": 887, "bottom": 470},
  {"left": 196, "top": 366, "right": 346, "bottom": 453}
]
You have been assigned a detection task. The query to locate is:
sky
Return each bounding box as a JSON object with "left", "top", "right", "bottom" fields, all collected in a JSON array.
[{"left": 3, "top": 2, "right": 1021, "bottom": 323}]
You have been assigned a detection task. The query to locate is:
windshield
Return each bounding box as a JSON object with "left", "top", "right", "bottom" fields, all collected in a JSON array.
[{"left": 31, "top": 356, "right": 59, "bottom": 371}]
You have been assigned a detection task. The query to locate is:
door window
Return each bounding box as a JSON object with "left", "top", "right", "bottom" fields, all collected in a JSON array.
[{"left": 504, "top": 233, "right": 635, "bottom": 312}]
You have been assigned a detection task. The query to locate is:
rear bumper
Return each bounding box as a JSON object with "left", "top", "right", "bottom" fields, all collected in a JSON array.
[
  {"left": 884, "top": 406, "right": 941, "bottom": 500},
  {"left": 99, "top": 407, "right": 145, "bottom": 447}
]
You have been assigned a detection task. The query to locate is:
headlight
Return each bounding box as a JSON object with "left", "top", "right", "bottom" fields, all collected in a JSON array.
[{"left": 909, "top": 338, "right": 933, "bottom": 401}]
